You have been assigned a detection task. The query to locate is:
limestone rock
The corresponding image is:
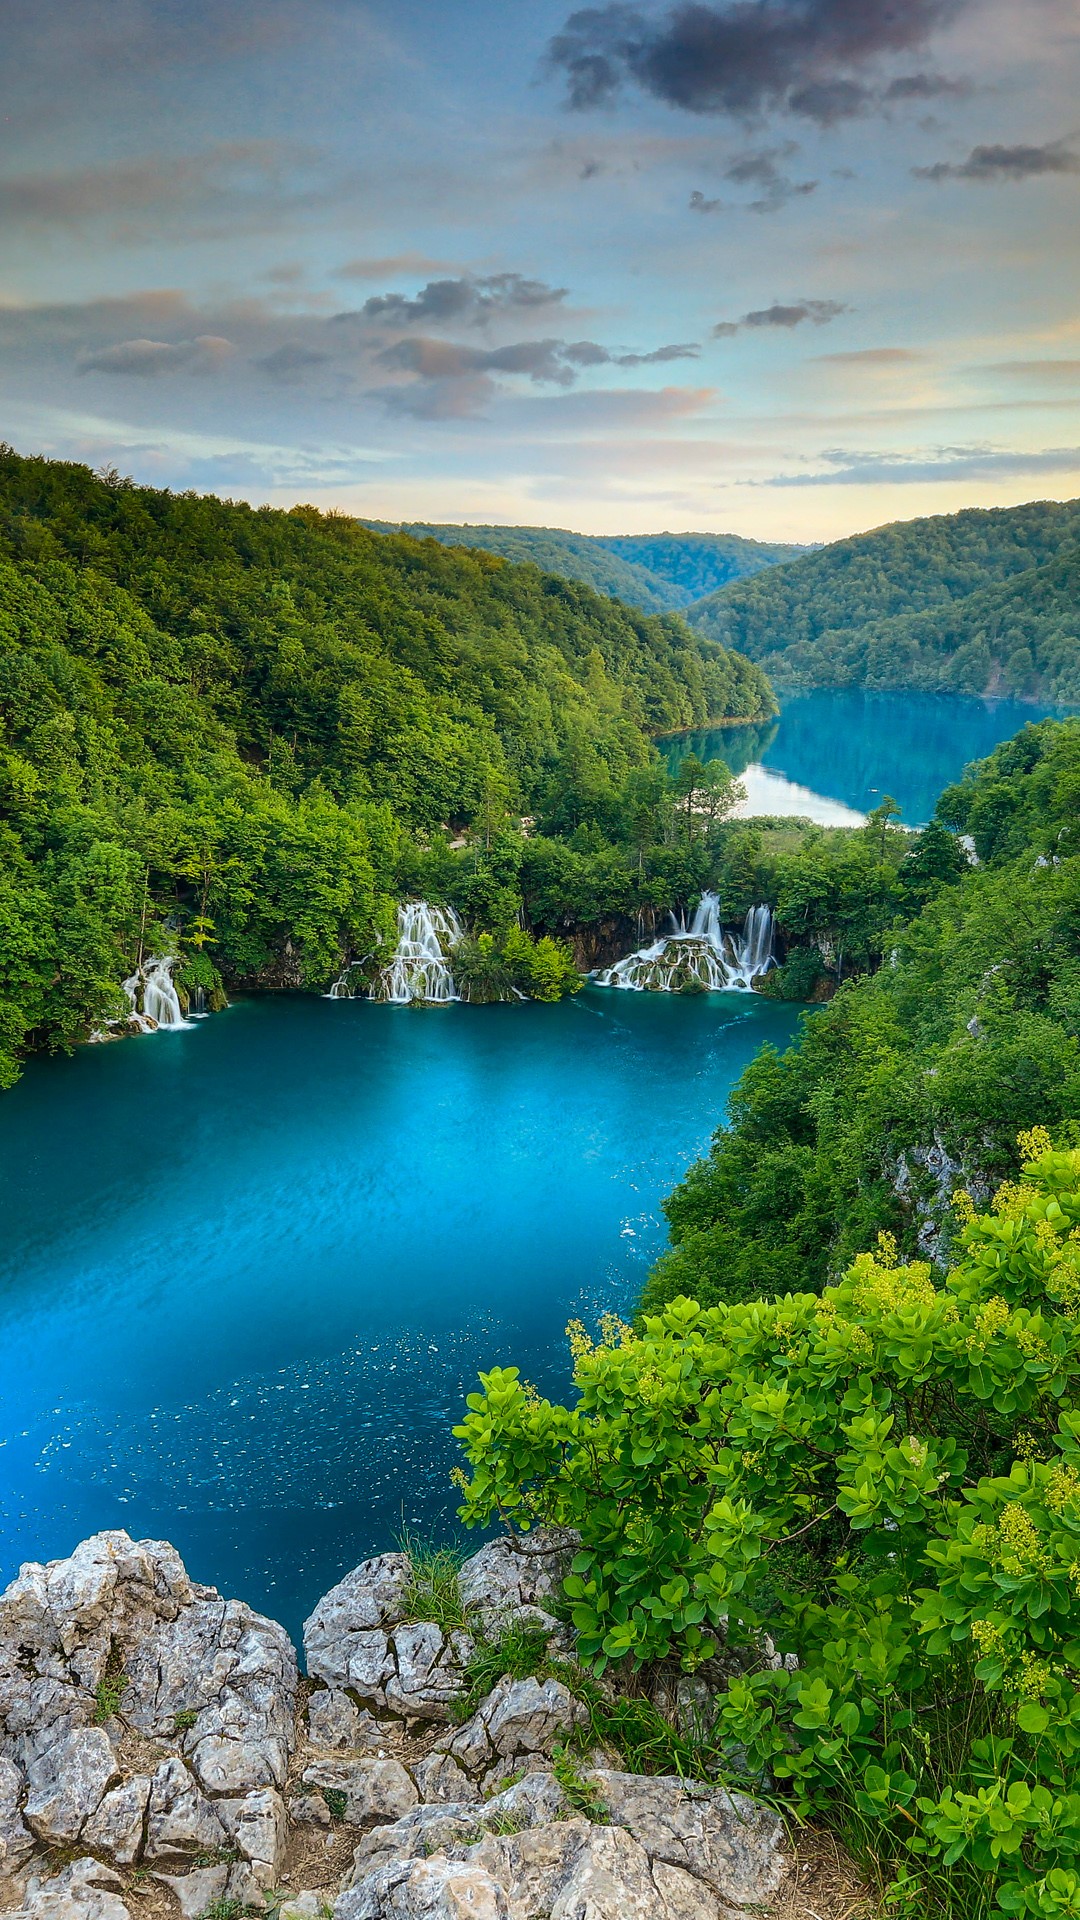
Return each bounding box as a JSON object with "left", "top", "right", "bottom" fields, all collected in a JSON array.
[
  {"left": 307, "top": 1690, "right": 384, "bottom": 1752},
  {"left": 0, "top": 1754, "right": 36, "bottom": 1877},
  {"left": 217, "top": 1786, "right": 288, "bottom": 1888},
  {"left": 289, "top": 1791, "right": 333, "bottom": 1827},
  {"left": 348, "top": 1772, "right": 568, "bottom": 1882},
  {"left": 304, "top": 1556, "right": 411, "bottom": 1689},
  {"left": 384, "top": 1625, "right": 474, "bottom": 1722},
  {"left": 340, "top": 1855, "right": 511, "bottom": 1920},
  {"left": 9, "top": 1858, "right": 131, "bottom": 1920},
  {"left": 0, "top": 1533, "right": 298, "bottom": 1878},
  {"left": 457, "top": 1530, "right": 578, "bottom": 1632},
  {"left": 439, "top": 1673, "right": 583, "bottom": 1780},
  {"left": 590, "top": 1770, "right": 785, "bottom": 1908},
  {"left": 151, "top": 1866, "right": 229, "bottom": 1920},
  {"left": 81, "top": 1777, "right": 151, "bottom": 1868},
  {"left": 302, "top": 1759, "right": 418, "bottom": 1830},
  {"left": 21, "top": 1728, "right": 116, "bottom": 1845},
  {"left": 411, "top": 1753, "right": 479, "bottom": 1806}
]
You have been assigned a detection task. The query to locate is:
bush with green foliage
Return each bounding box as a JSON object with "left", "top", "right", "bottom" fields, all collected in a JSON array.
[{"left": 455, "top": 1131, "right": 1080, "bottom": 1918}]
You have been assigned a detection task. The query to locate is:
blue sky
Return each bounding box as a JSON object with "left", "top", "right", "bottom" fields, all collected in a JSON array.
[{"left": 1, "top": 0, "right": 1078, "bottom": 538}]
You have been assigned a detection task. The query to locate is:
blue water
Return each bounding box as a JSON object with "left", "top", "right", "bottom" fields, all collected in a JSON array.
[
  {"left": 0, "top": 990, "right": 801, "bottom": 1644},
  {"left": 666, "top": 688, "right": 1075, "bottom": 827}
]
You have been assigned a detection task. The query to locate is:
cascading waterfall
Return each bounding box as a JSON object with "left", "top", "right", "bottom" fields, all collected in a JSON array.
[
  {"left": 595, "top": 894, "right": 775, "bottom": 993},
  {"left": 326, "top": 962, "right": 366, "bottom": 1000},
  {"left": 373, "top": 901, "right": 463, "bottom": 1005},
  {"left": 119, "top": 955, "right": 190, "bottom": 1031}
]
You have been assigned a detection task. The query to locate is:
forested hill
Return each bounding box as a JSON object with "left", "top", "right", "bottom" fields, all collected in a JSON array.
[
  {"left": 362, "top": 520, "right": 805, "bottom": 614},
  {"left": 0, "top": 447, "right": 771, "bottom": 1083},
  {"left": 687, "top": 497, "right": 1080, "bottom": 698}
]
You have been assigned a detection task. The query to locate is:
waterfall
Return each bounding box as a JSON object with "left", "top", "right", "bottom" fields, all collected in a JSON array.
[
  {"left": 119, "top": 955, "right": 190, "bottom": 1031},
  {"left": 595, "top": 895, "right": 775, "bottom": 994},
  {"left": 326, "top": 962, "right": 365, "bottom": 1000},
  {"left": 373, "top": 901, "right": 463, "bottom": 1005}
]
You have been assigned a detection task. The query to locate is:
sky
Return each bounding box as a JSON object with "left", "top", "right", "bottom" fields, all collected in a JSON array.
[{"left": 1, "top": 0, "right": 1078, "bottom": 540}]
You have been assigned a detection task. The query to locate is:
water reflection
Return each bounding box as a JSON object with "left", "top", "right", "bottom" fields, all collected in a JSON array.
[{"left": 663, "top": 688, "right": 1075, "bottom": 827}]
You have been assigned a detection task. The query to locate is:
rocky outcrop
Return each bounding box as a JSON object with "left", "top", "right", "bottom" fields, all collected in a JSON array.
[
  {"left": 0, "top": 1533, "right": 297, "bottom": 1914},
  {"left": 0, "top": 1532, "right": 792, "bottom": 1920}
]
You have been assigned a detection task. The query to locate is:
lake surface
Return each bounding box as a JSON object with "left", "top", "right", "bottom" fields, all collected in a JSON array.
[
  {"left": 0, "top": 990, "right": 802, "bottom": 1644},
  {"left": 665, "top": 688, "right": 1075, "bottom": 827}
]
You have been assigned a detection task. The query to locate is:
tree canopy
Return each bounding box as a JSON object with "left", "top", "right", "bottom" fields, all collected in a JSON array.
[
  {"left": 687, "top": 500, "right": 1080, "bottom": 698},
  {"left": 0, "top": 446, "right": 772, "bottom": 1085}
]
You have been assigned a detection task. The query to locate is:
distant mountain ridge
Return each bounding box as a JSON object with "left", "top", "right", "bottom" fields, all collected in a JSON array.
[
  {"left": 686, "top": 498, "right": 1080, "bottom": 701},
  {"left": 361, "top": 520, "right": 807, "bottom": 614}
]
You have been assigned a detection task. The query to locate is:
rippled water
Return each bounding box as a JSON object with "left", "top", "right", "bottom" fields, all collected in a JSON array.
[
  {"left": 666, "top": 688, "right": 1074, "bottom": 826},
  {"left": 0, "top": 990, "right": 801, "bottom": 1641}
]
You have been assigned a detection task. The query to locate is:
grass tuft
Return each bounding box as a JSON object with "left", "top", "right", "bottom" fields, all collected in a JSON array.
[{"left": 397, "top": 1529, "right": 474, "bottom": 1637}]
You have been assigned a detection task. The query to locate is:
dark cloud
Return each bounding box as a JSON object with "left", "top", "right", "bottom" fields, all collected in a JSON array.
[
  {"left": 376, "top": 333, "right": 699, "bottom": 397},
  {"left": 257, "top": 344, "right": 330, "bottom": 382},
  {"left": 883, "top": 70, "right": 971, "bottom": 101},
  {"left": 690, "top": 141, "right": 817, "bottom": 213},
  {"left": 76, "top": 335, "right": 234, "bottom": 377},
  {"left": 378, "top": 336, "right": 578, "bottom": 385},
  {"left": 546, "top": 0, "right": 969, "bottom": 124},
  {"left": 915, "top": 140, "right": 1080, "bottom": 182},
  {"left": 714, "top": 298, "right": 847, "bottom": 336},
  {"left": 787, "top": 78, "right": 871, "bottom": 123},
  {"left": 768, "top": 443, "right": 1080, "bottom": 485},
  {"left": 359, "top": 274, "right": 568, "bottom": 328}
]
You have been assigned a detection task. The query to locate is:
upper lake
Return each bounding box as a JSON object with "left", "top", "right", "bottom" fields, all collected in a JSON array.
[
  {"left": 0, "top": 686, "right": 1070, "bottom": 1643},
  {"left": 665, "top": 687, "right": 1075, "bottom": 826}
]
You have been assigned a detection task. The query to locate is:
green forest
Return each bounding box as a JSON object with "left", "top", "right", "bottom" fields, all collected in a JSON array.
[
  {"left": 689, "top": 499, "right": 1080, "bottom": 698},
  {"left": 363, "top": 519, "right": 805, "bottom": 613},
  {"left": 0, "top": 446, "right": 772, "bottom": 1087},
  {"left": 460, "top": 716, "right": 1080, "bottom": 1920}
]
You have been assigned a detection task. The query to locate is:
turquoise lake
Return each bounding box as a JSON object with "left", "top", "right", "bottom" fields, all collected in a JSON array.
[
  {"left": 0, "top": 687, "right": 1072, "bottom": 1642},
  {"left": 667, "top": 687, "right": 1074, "bottom": 826},
  {"left": 0, "top": 990, "right": 802, "bottom": 1642}
]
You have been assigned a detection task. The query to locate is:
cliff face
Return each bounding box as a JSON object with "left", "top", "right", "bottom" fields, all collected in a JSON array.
[{"left": 0, "top": 1532, "right": 789, "bottom": 1920}]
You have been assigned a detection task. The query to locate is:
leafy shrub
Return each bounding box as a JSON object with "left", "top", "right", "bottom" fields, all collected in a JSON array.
[{"left": 455, "top": 1132, "right": 1080, "bottom": 1917}]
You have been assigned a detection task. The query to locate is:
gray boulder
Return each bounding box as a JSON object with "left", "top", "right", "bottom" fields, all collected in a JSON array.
[
  {"left": 4, "top": 1859, "right": 131, "bottom": 1920},
  {"left": 302, "top": 1758, "right": 419, "bottom": 1829},
  {"left": 303, "top": 1558, "right": 474, "bottom": 1723},
  {"left": 590, "top": 1770, "right": 785, "bottom": 1908},
  {"left": 0, "top": 1533, "right": 298, "bottom": 1883},
  {"left": 457, "top": 1530, "right": 578, "bottom": 1640},
  {"left": 435, "top": 1673, "right": 584, "bottom": 1782}
]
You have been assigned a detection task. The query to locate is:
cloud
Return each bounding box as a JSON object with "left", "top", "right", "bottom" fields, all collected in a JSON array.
[
  {"left": 690, "top": 143, "right": 818, "bottom": 213},
  {"left": 335, "top": 254, "right": 461, "bottom": 281},
  {"left": 814, "top": 347, "right": 920, "bottom": 364},
  {"left": 916, "top": 140, "right": 1080, "bottom": 182},
  {"left": 546, "top": 0, "right": 970, "bottom": 123},
  {"left": 768, "top": 443, "right": 1080, "bottom": 485},
  {"left": 0, "top": 140, "right": 337, "bottom": 241},
  {"left": 714, "top": 299, "right": 847, "bottom": 336},
  {"left": 358, "top": 274, "right": 569, "bottom": 328},
  {"left": 76, "top": 335, "right": 234, "bottom": 377},
  {"left": 984, "top": 359, "right": 1080, "bottom": 381},
  {"left": 256, "top": 344, "right": 330, "bottom": 382},
  {"left": 375, "top": 333, "right": 700, "bottom": 406},
  {"left": 883, "top": 70, "right": 971, "bottom": 101}
]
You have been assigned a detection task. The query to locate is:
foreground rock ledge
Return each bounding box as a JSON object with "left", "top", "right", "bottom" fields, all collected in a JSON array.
[{"left": 0, "top": 1532, "right": 789, "bottom": 1920}]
